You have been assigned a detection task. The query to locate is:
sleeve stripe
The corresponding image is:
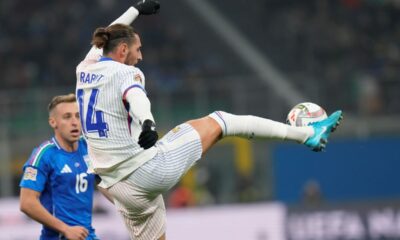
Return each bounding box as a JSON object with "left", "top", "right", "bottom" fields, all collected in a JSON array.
[
  {"left": 215, "top": 111, "right": 228, "bottom": 134},
  {"left": 122, "top": 84, "right": 146, "bottom": 98},
  {"left": 28, "top": 141, "right": 54, "bottom": 166}
]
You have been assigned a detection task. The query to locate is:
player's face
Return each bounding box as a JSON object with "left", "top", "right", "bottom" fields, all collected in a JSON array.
[
  {"left": 49, "top": 102, "right": 81, "bottom": 144},
  {"left": 125, "top": 34, "right": 142, "bottom": 66}
]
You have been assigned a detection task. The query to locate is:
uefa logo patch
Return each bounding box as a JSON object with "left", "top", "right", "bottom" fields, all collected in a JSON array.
[
  {"left": 134, "top": 74, "right": 142, "bottom": 84},
  {"left": 23, "top": 167, "right": 38, "bottom": 181},
  {"left": 172, "top": 126, "right": 181, "bottom": 133}
]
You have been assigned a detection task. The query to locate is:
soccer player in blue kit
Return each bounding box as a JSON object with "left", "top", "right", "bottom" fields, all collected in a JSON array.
[{"left": 19, "top": 94, "right": 98, "bottom": 240}]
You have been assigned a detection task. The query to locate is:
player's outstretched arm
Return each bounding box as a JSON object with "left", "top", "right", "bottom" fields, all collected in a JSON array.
[
  {"left": 111, "top": 0, "right": 160, "bottom": 25},
  {"left": 20, "top": 188, "right": 89, "bottom": 240},
  {"left": 82, "top": 0, "right": 160, "bottom": 63}
]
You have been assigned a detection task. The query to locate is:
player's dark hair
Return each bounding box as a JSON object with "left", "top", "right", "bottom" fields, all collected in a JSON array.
[
  {"left": 48, "top": 93, "right": 76, "bottom": 114},
  {"left": 91, "top": 24, "right": 137, "bottom": 54}
]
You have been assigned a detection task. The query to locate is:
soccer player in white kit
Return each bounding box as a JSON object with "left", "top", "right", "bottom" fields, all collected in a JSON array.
[{"left": 76, "top": 2, "right": 343, "bottom": 239}]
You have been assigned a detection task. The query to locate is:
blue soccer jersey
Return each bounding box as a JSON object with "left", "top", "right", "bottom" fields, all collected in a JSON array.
[{"left": 20, "top": 137, "right": 98, "bottom": 240}]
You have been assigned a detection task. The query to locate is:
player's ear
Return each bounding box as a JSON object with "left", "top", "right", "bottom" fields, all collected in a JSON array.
[
  {"left": 49, "top": 117, "right": 57, "bottom": 129},
  {"left": 120, "top": 43, "right": 129, "bottom": 56}
]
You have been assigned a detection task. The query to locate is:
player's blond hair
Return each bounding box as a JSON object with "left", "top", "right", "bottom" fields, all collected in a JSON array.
[{"left": 48, "top": 93, "right": 76, "bottom": 115}]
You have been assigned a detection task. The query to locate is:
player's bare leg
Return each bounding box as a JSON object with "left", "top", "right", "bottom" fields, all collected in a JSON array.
[{"left": 187, "top": 116, "right": 222, "bottom": 154}]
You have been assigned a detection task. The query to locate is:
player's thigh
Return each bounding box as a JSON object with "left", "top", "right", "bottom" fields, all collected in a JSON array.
[
  {"left": 186, "top": 116, "right": 222, "bottom": 154},
  {"left": 130, "top": 123, "right": 202, "bottom": 193}
]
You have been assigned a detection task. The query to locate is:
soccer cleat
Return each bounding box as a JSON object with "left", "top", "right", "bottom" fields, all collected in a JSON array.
[{"left": 304, "top": 110, "right": 343, "bottom": 152}]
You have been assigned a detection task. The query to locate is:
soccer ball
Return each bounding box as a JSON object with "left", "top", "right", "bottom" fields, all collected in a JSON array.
[{"left": 286, "top": 102, "right": 327, "bottom": 127}]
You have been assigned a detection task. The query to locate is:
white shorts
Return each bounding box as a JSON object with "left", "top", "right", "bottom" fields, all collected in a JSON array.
[{"left": 108, "top": 123, "right": 202, "bottom": 240}]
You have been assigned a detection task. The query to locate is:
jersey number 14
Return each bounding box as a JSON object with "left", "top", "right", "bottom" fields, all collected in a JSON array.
[{"left": 77, "top": 88, "right": 109, "bottom": 138}]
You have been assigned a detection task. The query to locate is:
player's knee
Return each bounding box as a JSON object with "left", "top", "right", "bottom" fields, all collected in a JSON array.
[{"left": 208, "top": 111, "right": 226, "bottom": 135}]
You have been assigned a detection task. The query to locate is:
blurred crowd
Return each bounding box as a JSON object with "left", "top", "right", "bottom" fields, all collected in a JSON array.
[
  {"left": 253, "top": 0, "right": 400, "bottom": 115},
  {"left": 1, "top": 0, "right": 399, "bottom": 115},
  {"left": 0, "top": 0, "right": 193, "bottom": 91}
]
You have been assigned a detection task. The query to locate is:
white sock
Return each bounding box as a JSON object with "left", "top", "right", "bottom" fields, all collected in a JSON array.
[{"left": 209, "top": 111, "right": 314, "bottom": 143}]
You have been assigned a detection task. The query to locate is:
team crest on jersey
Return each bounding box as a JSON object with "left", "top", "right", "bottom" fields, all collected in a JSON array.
[
  {"left": 134, "top": 74, "right": 143, "bottom": 84},
  {"left": 23, "top": 167, "right": 38, "bottom": 181}
]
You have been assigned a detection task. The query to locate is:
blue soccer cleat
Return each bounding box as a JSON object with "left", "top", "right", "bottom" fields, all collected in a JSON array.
[{"left": 304, "top": 110, "right": 343, "bottom": 152}]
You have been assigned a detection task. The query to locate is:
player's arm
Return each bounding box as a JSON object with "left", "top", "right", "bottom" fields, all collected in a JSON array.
[
  {"left": 95, "top": 175, "right": 114, "bottom": 204},
  {"left": 97, "top": 186, "right": 114, "bottom": 204},
  {"left": 125, "top": 86, "right": 155, "bottom": 124},
  {"left": 82, "top": 0, "right": 160, "bottom": 63},
  {"left": 20, "top": 188, "right": 89, "bottom": 240},
  {"left": 123, "top": 77, "right": 158, "bottom": 149}
]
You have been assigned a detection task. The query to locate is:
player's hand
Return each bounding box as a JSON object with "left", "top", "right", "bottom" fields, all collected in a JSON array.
[
  {"left": 134, "top": 0, "right": 160, "bottom": 15},
  {"left": 62, "top": 226, "right": 88, "bottom": 240},
  {"left": 138, "top": 119, "right": 158, "bottom": 149}
]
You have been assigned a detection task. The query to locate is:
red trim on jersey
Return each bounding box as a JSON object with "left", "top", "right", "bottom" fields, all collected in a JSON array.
[
  {"left": 122, "top": 98, "right": 133, "bottom": 135},
  {"left": 122, "top": 85, "right": 147, "bottom": 135}
]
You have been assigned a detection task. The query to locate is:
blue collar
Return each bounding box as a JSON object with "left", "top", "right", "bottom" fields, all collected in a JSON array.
[
  {"left": 52, "top": 136, "right": 80, "bottom": 153},
  {"left": 99, "top": 57, "right": 113, "bottom": 62}
]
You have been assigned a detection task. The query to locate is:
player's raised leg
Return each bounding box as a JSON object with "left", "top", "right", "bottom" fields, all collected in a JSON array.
[
  {"left": 186, "top": 116, "right": 222, "bottom": 154},
  {"left": 188, "top": 110, "right": 343, "bottom": 154}
]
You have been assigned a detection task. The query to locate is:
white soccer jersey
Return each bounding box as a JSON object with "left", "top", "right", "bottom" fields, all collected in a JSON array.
[{"left": 76, "top": 48, "right": 157, "bottom": 184}]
